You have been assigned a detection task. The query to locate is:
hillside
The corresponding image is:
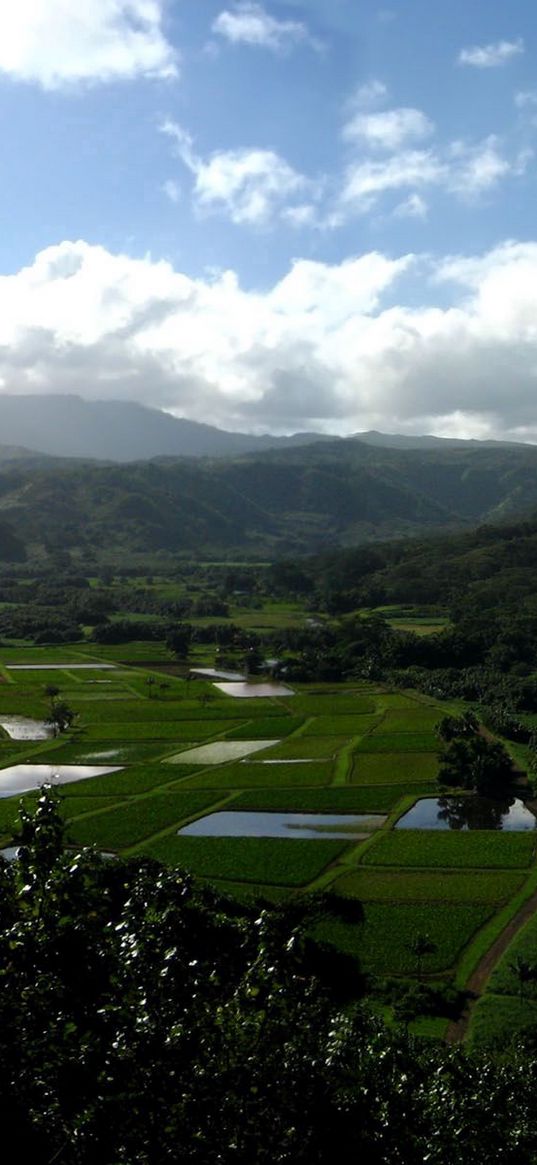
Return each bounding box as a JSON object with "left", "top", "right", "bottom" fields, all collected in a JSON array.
[{"left": 2, "top": 438, "right": 537, "bottom": 562}]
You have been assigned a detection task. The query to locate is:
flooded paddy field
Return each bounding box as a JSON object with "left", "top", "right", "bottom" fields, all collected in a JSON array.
[{"left": 1, "top": 639, "right": 536, "bottom": 1040}]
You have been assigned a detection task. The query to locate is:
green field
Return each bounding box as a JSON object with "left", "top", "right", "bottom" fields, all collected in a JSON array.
[
  {"left": 1, "top": 642, "right": 535, "bottom": 1016},
  {"left": 333, "top": 868, "right": 526, "bottom": 904},
  {"left": 361, "top": 830, "right": 536, "bottom": 870},
  {"left": 314, "top": 903, "right": 493, "bottom": 975}
]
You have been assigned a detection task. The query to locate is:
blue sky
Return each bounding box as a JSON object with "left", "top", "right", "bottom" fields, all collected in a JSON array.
[{"left": 1, "top": 0, "right": 537, "bottom": 440}]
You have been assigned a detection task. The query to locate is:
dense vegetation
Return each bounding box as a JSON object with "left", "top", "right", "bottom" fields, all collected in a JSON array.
[
  {"left": 4, "top": 438, "right": 537, "bottom": 563},
  {"left": 5, "top": 789, "right": 537, "bottom": 1165}
]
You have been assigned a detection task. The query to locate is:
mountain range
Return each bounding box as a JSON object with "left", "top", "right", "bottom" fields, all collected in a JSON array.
[
  {"left": 0, "top": 393, "right": 526, "bottom": 463},
  {"left": 1, "top": 431, "right": 537, "bottom": 562}
]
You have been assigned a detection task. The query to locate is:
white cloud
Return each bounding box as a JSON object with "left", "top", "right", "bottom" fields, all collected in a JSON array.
[
  {"left": 343, "top": 107, "right": 434, "bottom": 151},
  {"left": 5, "top": 238, "right": 537, "bottom": 441},
  {"left": 349, "top": 79, "right": 388, "bottom": 109},
  {"left": 393, "top": 193, "right": 428, "bottom": 219},
  {"left": 339, "top": 136, "right": 523, "bottom": 213},
  {"left": 212, "top": 2, "right": 317, "bottom": 53},
  {"left": 162, "top": 179, "right": 181, "bottom": 204},
  {"left": 160, "top": 119, "right": 314, "bottom": 226},
  {"left": 340, "top": 149, "right": 444, "bottom": 208},
  {"left": 458, "top": 38, "right": 524, "bottom": 68},
  {"left": 0, "top": 0, "right": 177, "bottom": 88},
  {"left": 515, "top": 90, "right": 537, "bottom": 108},
  {"left": 447, "top": 136, "right": 513, "bottom": 196}
]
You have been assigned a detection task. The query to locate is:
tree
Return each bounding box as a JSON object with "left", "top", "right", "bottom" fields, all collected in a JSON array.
[
  {"left": 511, "top": 955, "right": 537, "bottom": 1002},
  {"left": 438, "top": 734, "right": 513, "bottom": 796},
  {"left": 166, "top": 624, "right": 193, "bottom": 659},
  {"left": 435, "top": 710, "right": 478, "bottom": 742},
  {"left": 408, "top": 933, "right": 437, "bottom": 981},
  {"left": 45, "top": 698, "right": 76, "bottom": 736}
]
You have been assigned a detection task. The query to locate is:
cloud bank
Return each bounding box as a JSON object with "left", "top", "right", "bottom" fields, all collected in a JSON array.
[{"left": 2, "top": 239, "right": 537, "bottom": 441}]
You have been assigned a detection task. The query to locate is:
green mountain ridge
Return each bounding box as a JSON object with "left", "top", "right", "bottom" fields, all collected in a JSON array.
[{"left": 3, "top": 439, "right": 537, "bottom": 562}]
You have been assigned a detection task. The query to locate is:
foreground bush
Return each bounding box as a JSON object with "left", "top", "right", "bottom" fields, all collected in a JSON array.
[{"left": 2, "top": 789, "right": 537, "bottom": 1163}]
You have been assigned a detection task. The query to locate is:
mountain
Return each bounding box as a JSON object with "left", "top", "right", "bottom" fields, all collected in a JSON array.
[
  {"left": 3, "top": 438, "right": 537, "bottom": 562},
  {"left": 0, "top": 394, "right": 333, "bottom": 462}
]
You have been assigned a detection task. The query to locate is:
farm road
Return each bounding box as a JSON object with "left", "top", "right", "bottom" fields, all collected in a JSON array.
[{"left": 446, "top": 886, "right": 537, "bottom": 1043}]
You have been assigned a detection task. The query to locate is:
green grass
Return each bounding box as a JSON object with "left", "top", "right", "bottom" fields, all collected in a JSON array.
[
  {"left": 82, "top": 719, "right": 239, "bottom": 740},
  {"left": 375, "top": 709, "right": 442, "bottom": 734},
  {"left": 301, "top": 714, "right": 382, "bottom": 737},
  {"left": 314, "top": 902, "right": 494, "bottom": 975},
  {"left": 65, "top": 791, "right": 220, "bottom": 849},
  {"left": 375, "top": 693, "right": 433, "bottom": 710},
  {"left": 39, "top": 741, "right": 169, "bottom": 764},
  {"left": 361, "top": 830, "right": 536, "bottom": 870},
  {"left": 80, "top": 700, "right": 243, "bottom": 723},
  {"left": 255, "top": 736, "right": 348, "bottom": 759},
  {"left": 333, "top": 868, "right": 525, "bottom": 904},
  {"left": 290, "top": 695, "right": 377, "bottom": 716},
  {"left": 63, "top": 764, "right": 198, "bottom": 797},
  {"left": 230, "top": 787, "right": 393, "bottom": 814},
  {"left": 355, "top": 733, "right": 439, "bottom": 753},
  {"left": 176, "top": 762, "right": 334, "bottom": 790},
  {"left": 484, "top": 913, "right": 537, "bottom": 997},
  {"left": 469, "top": 994, "right": 537, "bottom": 1049},
  {"left": 135, "top": 836, "right": 349, "bottom": 886},
  {"left": 224, "top": 717, "right": 305, "bottom": 739},
  {"left": 350, "top": 752, "right": 439, "bottom": 785}
]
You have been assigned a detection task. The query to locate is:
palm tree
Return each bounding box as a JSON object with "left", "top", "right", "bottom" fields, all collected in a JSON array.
[
  {"left": 510, "top": 955, "right": 537, "bottom": 1002},
  {"left": 408, "top": 933, "right": 437, "bottom": 981}
]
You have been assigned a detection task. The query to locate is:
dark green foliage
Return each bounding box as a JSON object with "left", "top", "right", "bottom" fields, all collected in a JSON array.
[
  {"left": 136, "top": 835, "right": 349, "bottom": 885},
  {"left": 5, "top": 790, "right": 537, "bottom": 1162},
  {"left": 438, "top": 734, "right": 514, "bottom": 795}
]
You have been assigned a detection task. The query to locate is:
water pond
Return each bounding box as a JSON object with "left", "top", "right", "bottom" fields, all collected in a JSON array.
[
  {"left": 190, "top": 667, "right": 245, "bottom": 681},
  {"left": 214, "top": 682, "right": 295, "bottom": 698},
  {"left": 167, "top": 740, "right": 279, "bottom": 765},
  {"left": 0, "top": 764, "right": 123, "bottom": 798},
  {"left": 179, "top": 810, "right": 386, "bottom": 839},
  {"left": 0, "top": 716, "right": 52, "bottom": 741},
  {"left": 396, "top": 796, "right": 537, "bottom": 831}
]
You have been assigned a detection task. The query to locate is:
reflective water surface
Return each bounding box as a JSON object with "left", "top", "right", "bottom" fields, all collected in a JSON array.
[
  {"left": 179, "top": 810, "right": 386, "bottom": 839},
  {"left": 214, "top": 682, "right": 295, "bottom": 698},
  {"left": 0, "top": 764, "right": 122, "bottom": 797},
  {"left": 0, "top": 717, "right": 52, "bottom": 740},
  {"left": 396, "top": 796, "right": 537, "bottom": 831}
]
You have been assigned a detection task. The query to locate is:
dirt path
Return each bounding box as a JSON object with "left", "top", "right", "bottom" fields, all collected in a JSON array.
[{"left": 446, "top": 886, "right": 537, "bottom": 1043}]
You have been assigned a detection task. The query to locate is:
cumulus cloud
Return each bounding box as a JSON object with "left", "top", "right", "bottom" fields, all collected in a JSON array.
[
  {"left": 212, "top": 1, "right": 318, "bottom": 52},
  {"left": 3, "top": 238, "right": 537, "bottom": 441},
  {"left": 458, "top": 38, "right": 524, "bottom": 68},
  {"left": 342, "top": 107, "right": 434, "bottom": 151},
  {"left": 0, "top": 0, "right": 177, "bottom": 88},
  {"left": 160, "top": 119, "right": 315, "bottom": 226}
]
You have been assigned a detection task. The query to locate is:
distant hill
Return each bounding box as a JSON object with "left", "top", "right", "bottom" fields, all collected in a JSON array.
[
  {"left": 0, "top": 444, "right": 46, "bottom": 461},
  {"left": 2, "top": 437, "right": 537, "bottom": 562},
  {"left": 352, "top": 430, "right": 523, "bottom": 451},
  {"left": 0, "top": 394, "right": 333, "bottom": 462},
  {"left": 0, "top": 394, "right": 529, "bottom": 464}
]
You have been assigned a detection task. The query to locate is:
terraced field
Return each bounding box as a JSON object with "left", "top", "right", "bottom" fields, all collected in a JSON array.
[{"left": 1, "top": 641, "right": 537, "bottom": 1034}]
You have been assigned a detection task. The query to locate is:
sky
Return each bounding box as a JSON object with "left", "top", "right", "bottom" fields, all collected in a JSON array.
[{"left": 2, "top": 0, "right": 537, "bottom": 440}]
